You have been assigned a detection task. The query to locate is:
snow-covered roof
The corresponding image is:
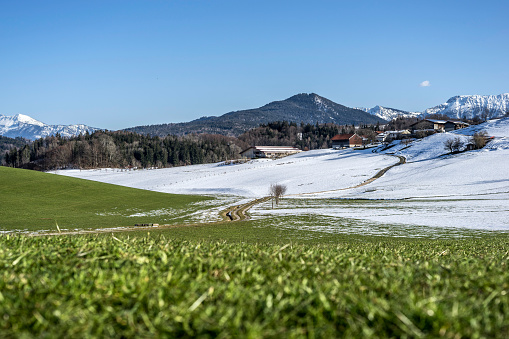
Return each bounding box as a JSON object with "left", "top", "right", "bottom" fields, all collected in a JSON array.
[
  {"left": 425, "top": 119, "right": 448, "bottom": 124},
  {"left": 240, "top": 146, "right": 301, "bottom": 154}
]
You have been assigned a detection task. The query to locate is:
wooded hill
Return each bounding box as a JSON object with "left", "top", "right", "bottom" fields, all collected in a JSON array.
[
  {"left": 126, "top": 93, "right": 387, "bottom": 136},
  {"left": 3, "top": 121, "right": 381, "bottom": 171}
]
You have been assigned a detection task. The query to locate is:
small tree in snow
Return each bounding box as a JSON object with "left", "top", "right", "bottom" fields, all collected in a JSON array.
[
  {"left": 472, "top": 131, "right": 488, "bottom": 149},
  {"left": 452, "top": 137, "right": 464, "bottom": 152},
  {"left": 444, "top": 138, "right": 455, "bottom": 153},
  {"left": 444, "top": 137, "right": 463, "bottom": 153},
  {"left": 270, "top": 183, "right": 287, "bottom": 208}
]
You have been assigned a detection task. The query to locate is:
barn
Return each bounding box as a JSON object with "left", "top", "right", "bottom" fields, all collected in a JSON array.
[
  {"left": 240, "top": 146, "right": 302, "bottom": 159},
  {"left": 331, "top": 134, "right": 364, "bottom": 148}
]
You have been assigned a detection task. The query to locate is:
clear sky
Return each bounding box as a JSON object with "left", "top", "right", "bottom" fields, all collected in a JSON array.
[{"left": 1, "top": 0, "right": 508, "bottom": 130}]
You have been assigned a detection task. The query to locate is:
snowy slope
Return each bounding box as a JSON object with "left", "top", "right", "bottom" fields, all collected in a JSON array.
[
  {"left": 53, "top": 149, "right": 398, "bottom": 197},
  {"left": 0, "top": 114, "right": 98, "bottom": 140},
  {"left": 356, "top": 106, "right": 421, "bottom": 121},
  {"left": 52, "top": 118, "right": 509, "bottom": 231},
  {"left": 423, "top": 94, "right": 509, "bottom": 120},
  {"left": 325, "top": 117, "right": 509, "bottom": 200}
]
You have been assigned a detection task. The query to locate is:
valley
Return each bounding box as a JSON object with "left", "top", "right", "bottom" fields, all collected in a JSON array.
[{"left": 46, "top": 117, "right": 509, "bottom": 237}]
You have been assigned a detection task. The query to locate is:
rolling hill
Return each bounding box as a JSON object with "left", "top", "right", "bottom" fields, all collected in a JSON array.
[
  {"left": 126, "top": 93, "right": 387, "bottom": 136},
  {"left": 0, "top": 166, "right": 208, "bottom": 232}
]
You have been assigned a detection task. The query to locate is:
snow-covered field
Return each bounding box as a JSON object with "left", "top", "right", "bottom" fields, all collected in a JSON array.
[
  {"left": 53, "top": 118, "right": 509, "bottom": 233},
  {"left": 53, "top": 149, "right": 397, "bottom": 197}
]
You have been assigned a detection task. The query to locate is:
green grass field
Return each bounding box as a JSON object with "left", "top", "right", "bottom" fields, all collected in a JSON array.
[
  {"left": 0, "top": 167, "right": 211, "bottom": 232},
  {"left": 1, "top": 166, "right": 509, "bottom": 337},
  {"left": 1, "top": 233, "right": 508, "bottom": 338}
]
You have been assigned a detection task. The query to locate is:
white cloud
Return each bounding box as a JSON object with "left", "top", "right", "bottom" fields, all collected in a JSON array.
[{"left": 419, "top": 80, "right": 431, "bottom": 87}]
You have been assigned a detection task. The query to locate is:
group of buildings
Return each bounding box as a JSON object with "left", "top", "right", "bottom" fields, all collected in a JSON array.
[
  {"left": 375, "top": 119, "right": 469, "bottom": 143},
  {"left": 239, "top": 119, "right": 470, "bottom": 159}
]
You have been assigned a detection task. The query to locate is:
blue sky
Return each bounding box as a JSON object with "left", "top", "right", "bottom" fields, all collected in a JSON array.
[{"left": 1, "top": 0, "right": 508, "bottom": 130}]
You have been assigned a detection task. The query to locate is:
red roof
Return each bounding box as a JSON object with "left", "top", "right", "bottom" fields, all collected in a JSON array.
[{"left": 331, "top": 134, "right": 355, "bottom": 141}]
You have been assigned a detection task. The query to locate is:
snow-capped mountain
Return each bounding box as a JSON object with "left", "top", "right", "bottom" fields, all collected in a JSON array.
[
  {"left": 360, "top": 94, "right": 509, "bottom": 121},
  {"left": 423, "top": 94, "right": 509, "bottom": 120},
  {"left": 355, "top": 106, "right": 421, "bottom": 121},
  {"left": 0, "top": 114, "right": 99, "bottom": 140}
]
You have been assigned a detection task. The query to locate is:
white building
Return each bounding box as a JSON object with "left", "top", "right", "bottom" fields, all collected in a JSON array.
[{"left": 240, "top": 146, "right": 302, "bottom": 159}]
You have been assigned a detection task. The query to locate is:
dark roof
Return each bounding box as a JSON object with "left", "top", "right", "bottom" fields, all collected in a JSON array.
[{"left": 331, "top": 134, "right": 356, "bottom": 141}]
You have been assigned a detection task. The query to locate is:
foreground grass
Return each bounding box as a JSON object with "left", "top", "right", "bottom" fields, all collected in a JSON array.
[
  {"left": 1, "top": 233, "right": 508, "bottom": 338},
  {"left": 0, "top": 167, "right": 209, "bottom": 232}
]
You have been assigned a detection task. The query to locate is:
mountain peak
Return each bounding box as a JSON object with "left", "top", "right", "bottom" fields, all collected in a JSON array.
[
  {"left": 14, "top": 113, "right": 46, "bottom": 127},
  {"left": 0, "top": 114, "right": 98, "bottom": 140},
  {"left": 127, "top": 93, "right": 387, "bottom": 136},
  {"left": 286, "top": 93, "right": 320, "bottom": 101}
]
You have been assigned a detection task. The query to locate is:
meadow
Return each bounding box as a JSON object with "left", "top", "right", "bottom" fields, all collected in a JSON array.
[
  {"left": 1, "top": 167, "right": 509, "bottom": 337},
  {"left": 0, "top": 166, "right": 222, "bottom": 233},
  {"left": 1, "top": 230, "right": 508, "bottom": 338}
]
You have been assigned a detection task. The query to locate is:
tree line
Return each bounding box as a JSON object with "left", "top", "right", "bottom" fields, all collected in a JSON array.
[
  {"left": 3, "top": 131, "right": 246, "bottom": 170},
  {"left": 0, "top": 136, "right": 30, "bottom": 164},
  {"left": 238, "top": 121, "right": 381, "bottom": 150},
  {"left": 3, "top": 121, "right": 383, "bottom": 170}
]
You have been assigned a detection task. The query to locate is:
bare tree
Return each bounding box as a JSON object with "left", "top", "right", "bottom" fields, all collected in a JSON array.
[
  {"left": 270, "top": 183, "right": 287, "bottom": 208},
  {"left": 452, "top": 137, "right": 464, "bottom": 152},
  {"left": 443, "top": 138, "right": 455, "bottom": 153},
  {"left": 472, "top": 131, "right": 488, "bottom": 149},
  {"left": 444, "top": 137, "right": 464, "bottom": 153}
]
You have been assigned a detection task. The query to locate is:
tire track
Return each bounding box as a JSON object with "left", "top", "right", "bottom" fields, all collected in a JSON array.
[{"left": 288, "top": 154, "right": 406, "bottom": 196}]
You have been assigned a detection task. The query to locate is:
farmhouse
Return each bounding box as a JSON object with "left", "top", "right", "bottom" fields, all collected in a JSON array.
[
  {"left": 240, "top": 146, "right": 302, "bottom": 159},
  {"left": 443, "top": 120, "right": 469, "bottom": 131},
  {"left": 410, "top": 119, "right": 469, "bottom": 133},
  {"left": 331, "top": 133, "right": 365, "bottom": 148},
  {"left": 376, "top": 130, "right": 411, "bottom": 142}
]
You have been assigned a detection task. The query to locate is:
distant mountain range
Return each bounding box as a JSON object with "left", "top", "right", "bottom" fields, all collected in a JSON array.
[
  {"left": 1, "top": 93, "right": 508, "bottom": 140},
  {"left": 357, "top": 94, "right": 509, "bottom": 121},
  {"left": 423, "top": 93, "right": 509, "bottom": 120},
  {"left": 125, "top": 93, "right": 386, "bottom": 136},
  {"left": 355, "top": 105, "right": 421, "bottom": 121},
  {"left": 0, "top": 114, "right": 98, "bottom": 140}
]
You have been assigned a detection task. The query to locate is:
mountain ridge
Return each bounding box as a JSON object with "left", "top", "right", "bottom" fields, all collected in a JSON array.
[
  {"left": 423, "top": 93, "right": 509, "bottom": 119},
  {"left": 0, "top": 114, "right": 99, "bottom": 140},
  {"left": 2, "top": 92, "right": 509, "bottom": 140},
  {"left": 125, "top": 93, "right": 387, "bottom": 136},
  {"left": 355, "top": 105, "right": 421, "bottom": 121}
]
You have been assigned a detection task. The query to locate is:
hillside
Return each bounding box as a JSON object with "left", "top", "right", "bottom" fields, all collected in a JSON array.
[
  {"left": 126, "top": 93, "right": 387, "bottom": 136},
  {"left": 55, "top": 117, "right": 509, "bottom": 232},
  {"left": 0, "top": 166, "right": 208, "bottom": 232}
]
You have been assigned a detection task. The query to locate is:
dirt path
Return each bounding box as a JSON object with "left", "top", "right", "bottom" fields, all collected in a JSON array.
[
  {"left": 29, "top": 155, "right": 405, "bottom": 237},
  {"left": 220, "top": 197, "right": 271, "bottom": 222},
  {"left": 288, "top": 154, "right": 406, "bottom": 196},
  {"left": 29, "top": 197, "right": 272, "bottom": 237}
]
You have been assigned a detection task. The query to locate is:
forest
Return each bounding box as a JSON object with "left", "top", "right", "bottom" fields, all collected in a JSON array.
[
  {"left": 0, "top": 136, "right": 30, "bottom": 164},
  {"left": 3, "top": 121, "right": 382, "bottom": 171}
]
